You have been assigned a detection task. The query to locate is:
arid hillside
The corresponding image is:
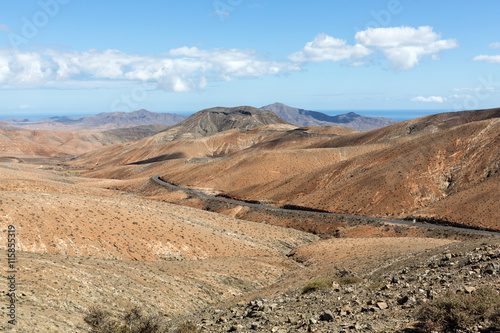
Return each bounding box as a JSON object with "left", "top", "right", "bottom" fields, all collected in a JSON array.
[
  {"left": 73, "top": 108, "right": 500, "bottom": 230},
  {"left": 0, "top": 108, "right": 497, "bottom": 332},
  {"left": 0, "top": 161, "right": 318, "bottom": 331},
  {"left": 0, "top": 127, "right": 166, "bottom": 158}
]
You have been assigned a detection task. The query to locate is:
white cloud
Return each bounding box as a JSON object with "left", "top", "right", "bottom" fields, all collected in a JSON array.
[
  {"left": 0, "top": 47, "right": 299, "bottom": 92},
  {"left": 0, "top": 23, "right": 10, "bottom": 32},
  {"left": 289, "top": 33, "right": 372, "bottom": 63},
  {"left": 411, "top": 95, "right": 447, "bottom": 103},
  {"left": 489, "top": 42, "right": 500, "bottom": 49},
  {"left": 473, "top": 55, "right": 500, "bottom": 64},
  {"left": 19, "top": 104, "right": 29, "bottom": 109},
  {"left": 355, "top": 26, "right": 458, "bottom": 70}
]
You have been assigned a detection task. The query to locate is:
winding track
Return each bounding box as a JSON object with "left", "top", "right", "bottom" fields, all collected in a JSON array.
[{"left": 152, "top": 175, "right": 500, "bottom": 237}]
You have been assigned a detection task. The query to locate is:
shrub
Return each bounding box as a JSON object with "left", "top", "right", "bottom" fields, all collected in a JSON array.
[
  {"left": 367, "top": 281, "right": 386, "bottom": 291},
  {"left": 175, "top": 321, "right": 201, "bottom": 333},
  {"left": 417, "top": 287, "right": 500, "bottom": 332},
  {"left": 301, "top": 279, "right": 334, "bottom": 294},
  {"left": 84, "top": 306, "right": 171, "bottom": 333},
  {"left": 84, "top": 306, "right": 120, "bottom": 333},
  {"left": 336, "top": 276, "right": 362, "bottom": 286},
  {"left": 301, "top": 276, "right": 363, "bottom": 294}
]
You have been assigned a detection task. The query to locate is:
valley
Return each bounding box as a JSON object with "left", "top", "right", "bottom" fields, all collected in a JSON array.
[{"left": 0, "top": 106, "right": 498, "bottom": 332}]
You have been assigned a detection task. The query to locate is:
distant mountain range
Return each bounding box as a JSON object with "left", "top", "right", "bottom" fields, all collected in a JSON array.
[
  {"left": 261, "top": 103, "right": 399, "bottom": 131},
  {"left": 3, "top": 104, "right": 398, "bottom": 133},
  {"left": 3, "top": 109, "right": 187, "bottom": 132}
]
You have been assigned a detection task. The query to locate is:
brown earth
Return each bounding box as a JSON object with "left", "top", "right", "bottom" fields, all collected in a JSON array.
[
  {"left": 0, "top": 108, "right": 498, "bottom": 332},
  {"left": 0, "top": 128, "right": 162, "bottom": 159},
  {"left": 73, "top": 108, "right": 500, "bottom": 230}
]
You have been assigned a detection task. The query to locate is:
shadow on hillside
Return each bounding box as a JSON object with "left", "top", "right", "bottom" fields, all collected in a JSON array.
[{"left": 126, "top": 152, "right": 185, "bottom": 165}]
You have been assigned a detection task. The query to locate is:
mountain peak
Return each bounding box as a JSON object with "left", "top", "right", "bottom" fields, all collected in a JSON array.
[{"left": 160, "top": 105, "right": 291, "bottom": 141}]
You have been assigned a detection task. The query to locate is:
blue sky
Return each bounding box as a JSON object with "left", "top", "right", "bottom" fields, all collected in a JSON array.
[{"left": 0, "top": 0, "right": 499, "bottom": 118}]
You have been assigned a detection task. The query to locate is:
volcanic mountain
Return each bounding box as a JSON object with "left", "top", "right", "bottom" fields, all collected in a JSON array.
[
  {"left": 3, "top": 109, "right": 187, "bottom": 132},
  {"left": 154, "top": 105, "right": 292, "bottom": 141},
  {"left": 262, "top": 102, "right": 398, "bottom": 131}
]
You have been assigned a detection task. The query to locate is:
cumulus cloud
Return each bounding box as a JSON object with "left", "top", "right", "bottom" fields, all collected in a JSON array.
[
  {"left": 290, "top": 26, "right": 458, "bottom": 70},
  {"left": 473, "top": 54, "right": 500, "bottom": 64},
  {"left": 355, "top": 26, "right": 458, "bottom": 70},
  {"left": 289, "top": 33, "right": 372, "bottom": 63},
  {"left": 489, "top": 42, "right": 500, "bottom": 49},
  {"left": 411, "top": 95, "right": 447, "bottom": 103},
  {"left": 0, "top": 47, "right": 299, "bottom": 92}
]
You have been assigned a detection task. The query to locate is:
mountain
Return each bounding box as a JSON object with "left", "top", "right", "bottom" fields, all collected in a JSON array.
[
  {"left": 261, "top": 102, "right": 399, "bottom": 131},
  {"left": 0, "top": 120, "right": 22, "bottom": 130},
  {"left": 74, "top": 107, "right": 499, "bottom": 230},
  {"left": 3, "top": 109, "right": 187, "bottom": 132},
  {"left": 155, "top": 105, "right": 292, "bottom": 141}
]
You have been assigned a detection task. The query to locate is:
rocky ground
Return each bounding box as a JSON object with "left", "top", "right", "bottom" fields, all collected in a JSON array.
[{"left": 174, "top": 239, "right": 500, "bottom": 332}]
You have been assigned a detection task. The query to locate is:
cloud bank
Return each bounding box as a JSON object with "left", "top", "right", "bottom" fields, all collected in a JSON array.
[
  {"left": 0, "top": 25, "right": 459, "bottom": 91},
  {"left": 0, "top": 48, "right": 299, "bottom": 91}
]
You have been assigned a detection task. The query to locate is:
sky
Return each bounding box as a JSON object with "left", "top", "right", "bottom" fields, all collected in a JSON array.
[{"left": 0, "top": 0, "right": 499, "bottom": 119}]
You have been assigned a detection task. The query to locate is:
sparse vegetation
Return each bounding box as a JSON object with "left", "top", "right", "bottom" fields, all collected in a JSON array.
[
  {"left": 301, "top": 278, "right": 334, "bottom": 294},
  {"left": 301, "top": 275, "right": 363, "bottom": 294},
  {"left": 417, "top": 287, "right": 500, "bottom": 332},
  {"left": 175, "top": 321, "right": 201, "bottom": 333},
  {"left": 84, "top": 306, "right": 173, "bottom": 333},
  {"left": 367, "top": 281, "right": 386, "bottom": 291},
  {"left": 336, "top": 276, "right": 363, "bottom": 286}
]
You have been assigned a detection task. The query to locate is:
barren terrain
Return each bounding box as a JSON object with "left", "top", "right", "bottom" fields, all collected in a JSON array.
[
  {"left": 0, "top": 107, "right": 498, "bottom": 332},
  {"left": 74, "top": 108, "right": 500, "bottom": 230}
]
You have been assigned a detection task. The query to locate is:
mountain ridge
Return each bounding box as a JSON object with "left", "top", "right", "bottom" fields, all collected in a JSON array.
[
  {"left": 3, "top": 109, "right": 187, "bottom": 132},
  {"left": 261, "top": 102, "right": 399, "bottom": 131}
]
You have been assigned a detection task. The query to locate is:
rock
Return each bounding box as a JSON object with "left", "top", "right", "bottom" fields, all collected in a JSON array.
[
  {"left": 464, "top": 286, "right": 476, "bottom": 294},
  {"left": 309, "top": 318, "right": 317, "bottom": 325},
  {"left": 376, "top": 302, "right": 388, "bottom": 310},
  {"left": 321, "top": 310, "right": 334, "bottom": 321},
  {"left": 340, "top": 304, "right": 352, "bottom": 315},
  {"left": 397, "top": 296, "right": 409, "bottom": 305},
  {"left": 250, "top": 322, "right": 259, "bottom": 330},
  {"left": 484, "top": 263, "right": 499, "bottom": 274},
  {"left": 392, "top": 276, "right": 400, "bottom": 283}
]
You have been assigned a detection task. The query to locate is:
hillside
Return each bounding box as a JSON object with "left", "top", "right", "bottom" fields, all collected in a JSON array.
[
  {"left": 0, "top": 120, "right": 22, "bottom": 130},
  {"left": 72, "top": 107, "right": 500, "bottom": 230},
  {"left": 0, "top": 107, "right": 498, "bottom": 332},
  {"left": 3, "top": 109, "right": 186, "bottom": 132},
  {"left": 0, "top": 162, "right": 316, "bottom": 331},
  {"left": 0, "top": 127, "right": 164, "bottom": 158},
  {"left": 262, "top": 102, "right": 398, "bottom": 131}
]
